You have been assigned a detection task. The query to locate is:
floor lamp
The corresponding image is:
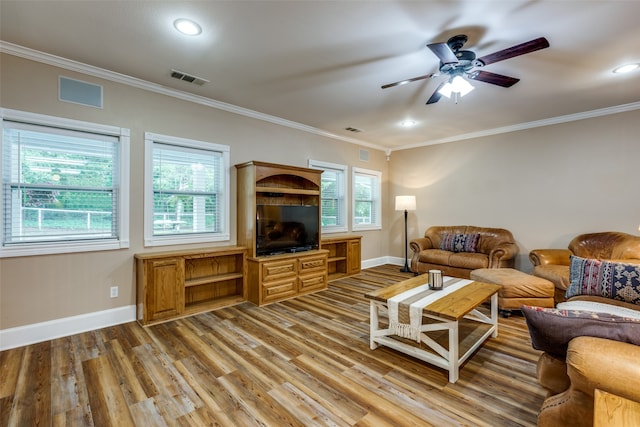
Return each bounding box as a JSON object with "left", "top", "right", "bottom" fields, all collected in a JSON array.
[{"left": 395, "top": 195, "right": 416, "bottom": 273}]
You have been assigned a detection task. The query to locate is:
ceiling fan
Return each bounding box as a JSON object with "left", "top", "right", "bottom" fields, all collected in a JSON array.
[{"left": 382, "top": 34, "right": 550, "bottom": 104}]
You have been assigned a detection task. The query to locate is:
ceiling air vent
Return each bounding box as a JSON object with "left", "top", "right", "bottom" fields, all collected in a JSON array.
[
  {"left": 345, "top": 126, "right": 363, "bottom": 133},
  {"left": 170, "top": 69, "right": 209, "bottom": 86}
]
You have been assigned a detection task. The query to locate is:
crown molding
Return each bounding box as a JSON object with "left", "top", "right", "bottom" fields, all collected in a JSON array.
[
  {"left": 0, "top": 41, "right": 386, "bottom": 152},
  {"left": 394, "top": 101, "right": 640, "bottom": 152},
  {"left": 3, "top": 41, "right": 638, "bottom": 155}
]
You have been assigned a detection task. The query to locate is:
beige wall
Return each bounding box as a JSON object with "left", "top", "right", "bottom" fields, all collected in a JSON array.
[
  {"left": 3, "top": 51, "right": 639, "bottom": 332},
  {"left": 388, "top": 109, "right": 640, "bottom": 271},
  {"left": 0, "top": 54, "right": 389, "bottom": 329}
]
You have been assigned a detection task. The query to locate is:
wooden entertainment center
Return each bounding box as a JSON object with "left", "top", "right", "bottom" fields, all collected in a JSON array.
[
  {"left": 236, "top": 161, "right": 330, "bottom": 306},
  {"left": 135, "top": 161, "right": 363, "bottom": 324}
]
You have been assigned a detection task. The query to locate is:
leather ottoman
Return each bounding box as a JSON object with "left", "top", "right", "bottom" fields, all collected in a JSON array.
[{"left": 470, "top": 268, "right": 555, "bottom": 315}]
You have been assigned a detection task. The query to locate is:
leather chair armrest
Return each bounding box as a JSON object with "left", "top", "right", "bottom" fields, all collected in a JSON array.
[
  {"left": 409, "top": 237, "right": 433, "bottom": 254},
  {"left": 568, "top": 336, "right": 640, "bottom": 403},
  {"left": 487, "top": 242, "right": 519, "bottom": 267},
  {"left": 538, "top": 337, "right": 640, "bottom": 427},
  {"left": 529, "top": 249, "right": 572, "bottom": 266}
]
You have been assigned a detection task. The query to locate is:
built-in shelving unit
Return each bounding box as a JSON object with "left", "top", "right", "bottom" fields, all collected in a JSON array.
[
  {"left": 135, "top": 246, "right": 247, "bottom": 325},
  {"left": 236, "top": 161, "right": 329, "bottom": 305},
  {"left": 322, "top": 235, "right": 362, "bottom": 281}
]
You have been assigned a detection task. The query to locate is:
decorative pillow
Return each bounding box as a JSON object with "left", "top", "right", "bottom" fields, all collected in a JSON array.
[
  {"left": 439, "top": 232, "right": 480, "bottom": 253},
  {"left": 566, "top": 256, "right": 640, "bottom": 305},
  {"left": 521, "top": 305, "right": 640, "bottom": 358}
]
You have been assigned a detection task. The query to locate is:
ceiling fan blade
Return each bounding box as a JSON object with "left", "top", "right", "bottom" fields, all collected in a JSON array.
[
  {"left": 469, "top": 70, "right": 520, "bottom": 87},
  {"left": 426, "top": 81, "right": 447, "bottom": 104},
  {"left": 427, "top": 42, "right": 459, "bottom": 65},
  {"left": 381, "top": 73, "right": 437, "bottom": 89},
  {"left": 476, "top": 37, "right": 550, "bottom": 66}
]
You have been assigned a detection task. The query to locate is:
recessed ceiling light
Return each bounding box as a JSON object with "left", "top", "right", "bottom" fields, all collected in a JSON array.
[
  {"left": 400, "top": 120, "right": 416, "bottom": 127},
  {"left": 613, "top": 63, "right": 639, "bottom": 74},
  {"left": 174, "top": 19, "right": 202, "bottom": 36}
]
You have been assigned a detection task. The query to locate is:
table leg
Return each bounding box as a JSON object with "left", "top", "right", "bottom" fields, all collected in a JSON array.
[
  {"left": 448, "top": 322, "right": 459, "bottom": 383},
  {"left": 491, "top": 292, "right": 499, "bottom": 338},
  {"left": 369, "top": 301, "right": 379, "bottom": 350}
]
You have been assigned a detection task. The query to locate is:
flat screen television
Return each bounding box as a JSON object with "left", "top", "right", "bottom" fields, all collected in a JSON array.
[{"left": 256, "top": 205, "right": 319, "bottom": 256}]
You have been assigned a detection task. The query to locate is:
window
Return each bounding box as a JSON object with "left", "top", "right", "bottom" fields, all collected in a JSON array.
[
  {"left": 308, "top": 160, "right": 348, "bottom": 233},
  {"left": 144, "top": 132, "right": 230, "bottom": 247},
  {"left": 352, "top": 167, "right": 381, "bottom": 231},
  {"left": 0, "top": 109, "right": 130, "bottom": 257}
]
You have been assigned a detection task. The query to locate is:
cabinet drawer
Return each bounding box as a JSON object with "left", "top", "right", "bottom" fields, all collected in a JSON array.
[
  {"left": 299, "top": 273, "right": 327, "bottom": 293},
  {"left": 262, "top": 259, "right": 297, "bottom": 281},
  {"left": 299, "top": 255, "right": 327, "bottom": 273},
  {"left": 263, "top": 277, "right": 298, "bottom": 303}
]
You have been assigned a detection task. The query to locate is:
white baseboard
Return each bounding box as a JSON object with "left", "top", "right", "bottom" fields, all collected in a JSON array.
[
  {"left": 362, "top": 256, "right": 403, "bottom": 269},
  {"left": 0, "top": 305, "right": 136, "bottom": 351}
]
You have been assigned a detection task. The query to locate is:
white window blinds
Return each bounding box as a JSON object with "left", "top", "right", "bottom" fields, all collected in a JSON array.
[
  {"left": 152, "top": 143, "right": 223, "bottom": 235},
  {"left": 2, "top": 120, "right": 120, "bottom": 245},
  {"left": 309, "top": 160, "right": 347, "bottom": 233},
  {"left": 353, "top": 167, "right": 381, "bottom": 230},
  {"left": 144, "top": 132, "right": 230, "bottom": 246}
]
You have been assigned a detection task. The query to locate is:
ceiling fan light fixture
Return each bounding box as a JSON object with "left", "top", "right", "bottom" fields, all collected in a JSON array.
[
  {"left": 438, "top": 82, "right": 454, "bottom": 98},
  {"left": 438, "top": 75, "right": 474, "bottom": 99},
  {"left": 451, "top": 75, "right": 475, "bottom": 96}
]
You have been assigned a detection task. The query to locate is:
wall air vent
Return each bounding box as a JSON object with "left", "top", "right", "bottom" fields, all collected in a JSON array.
[
  {"left": 170, "top": 69, "right": 209, "bottom": 86},
  {"left": 345, "top": 126, "right": 363, "bottom": 133}
]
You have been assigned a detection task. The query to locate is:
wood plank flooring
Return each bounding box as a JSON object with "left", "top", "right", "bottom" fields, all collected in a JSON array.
[{"left": 0, "top": 265, "right": 546, "bottom": 426}]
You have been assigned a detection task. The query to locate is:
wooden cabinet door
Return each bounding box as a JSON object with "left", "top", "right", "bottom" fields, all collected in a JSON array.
[
  {"left": 145, "top": 258, "right": 184, "bottom": 322},
  {"left": 347, "top": 239, "right": 361, "bottom": 275}
]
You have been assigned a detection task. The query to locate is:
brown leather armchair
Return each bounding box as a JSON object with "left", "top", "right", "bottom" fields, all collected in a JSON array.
[
  {"left": 538, "top": 337, "right": 640, "bottom": 427},
  {"left": 409, "top": 225, "right": 518, "bottom": 278},
  {"left": 536, "top": 294, "right": 640, "bottom": 426},
  {"left": 529, "top": 231, "right": 640, "bottom": 304}
]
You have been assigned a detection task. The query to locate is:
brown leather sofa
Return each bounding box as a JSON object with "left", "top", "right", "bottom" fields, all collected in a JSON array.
[
  {"left": 529, "top": 231, "right": 640, "bottom": 304},
  {"left": 536, "top": 296, "right": 640, "bottom": 427},
  {"left": 409, "top": 225, "right": 518, "bottom": 278}
]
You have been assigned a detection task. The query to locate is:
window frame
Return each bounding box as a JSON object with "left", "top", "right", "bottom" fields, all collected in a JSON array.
[
  {"left": 0, "top": 108, "right": 130, "bottom": 258},
  {"left": 308, "top": 159, "right": 348, "bottom": 234},
  {"left": 143, "top": 132, "right": 230, "bottom": 247},
  {"left": 352, "top": 166, "right": 382, "bottom": 231}
]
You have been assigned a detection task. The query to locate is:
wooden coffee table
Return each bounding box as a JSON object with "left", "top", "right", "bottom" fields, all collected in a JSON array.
[{"left": 365, "top": 275, "right": 501, "bottom": 383}]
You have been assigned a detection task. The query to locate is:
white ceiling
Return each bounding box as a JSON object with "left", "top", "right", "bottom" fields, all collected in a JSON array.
[{"left": 1, "top": 1, "right": 639, "bottom": 151}]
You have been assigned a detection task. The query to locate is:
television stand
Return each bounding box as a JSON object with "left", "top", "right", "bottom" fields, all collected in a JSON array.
[{"left": 235, "top": 161, "right": 328, "bottom": 306}]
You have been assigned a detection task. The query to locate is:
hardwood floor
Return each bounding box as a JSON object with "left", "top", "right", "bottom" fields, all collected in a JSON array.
[{"left": 0, "top": 265, "right": 546, "bottom": 426}]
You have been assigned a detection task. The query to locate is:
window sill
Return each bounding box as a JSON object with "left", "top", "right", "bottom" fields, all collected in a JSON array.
[{"left": 0, "top": 239, "right": 129, "bottom": 258}]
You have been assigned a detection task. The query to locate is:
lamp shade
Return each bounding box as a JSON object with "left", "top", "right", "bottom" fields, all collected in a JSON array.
[{"left": 395, "top": 195, "right": 416, "bottom": 211}]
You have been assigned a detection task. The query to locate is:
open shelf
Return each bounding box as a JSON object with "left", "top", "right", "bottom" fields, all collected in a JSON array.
[
  {"left": 256, "top": 187, "right": 319, "bottom": 195},
  {"left": 135, "top": 246, "right": 247, "bottom": 325},
  {"left": 185, "top": 272, "right": 244, "bottom": 287},
  {"left": 321, "top": 235, "right": 362, "bottom": 281}
]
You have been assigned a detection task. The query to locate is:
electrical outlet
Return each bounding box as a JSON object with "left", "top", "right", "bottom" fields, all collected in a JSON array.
[{"left": 110, "top": 286, "right": 118, "bottom": 298}]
